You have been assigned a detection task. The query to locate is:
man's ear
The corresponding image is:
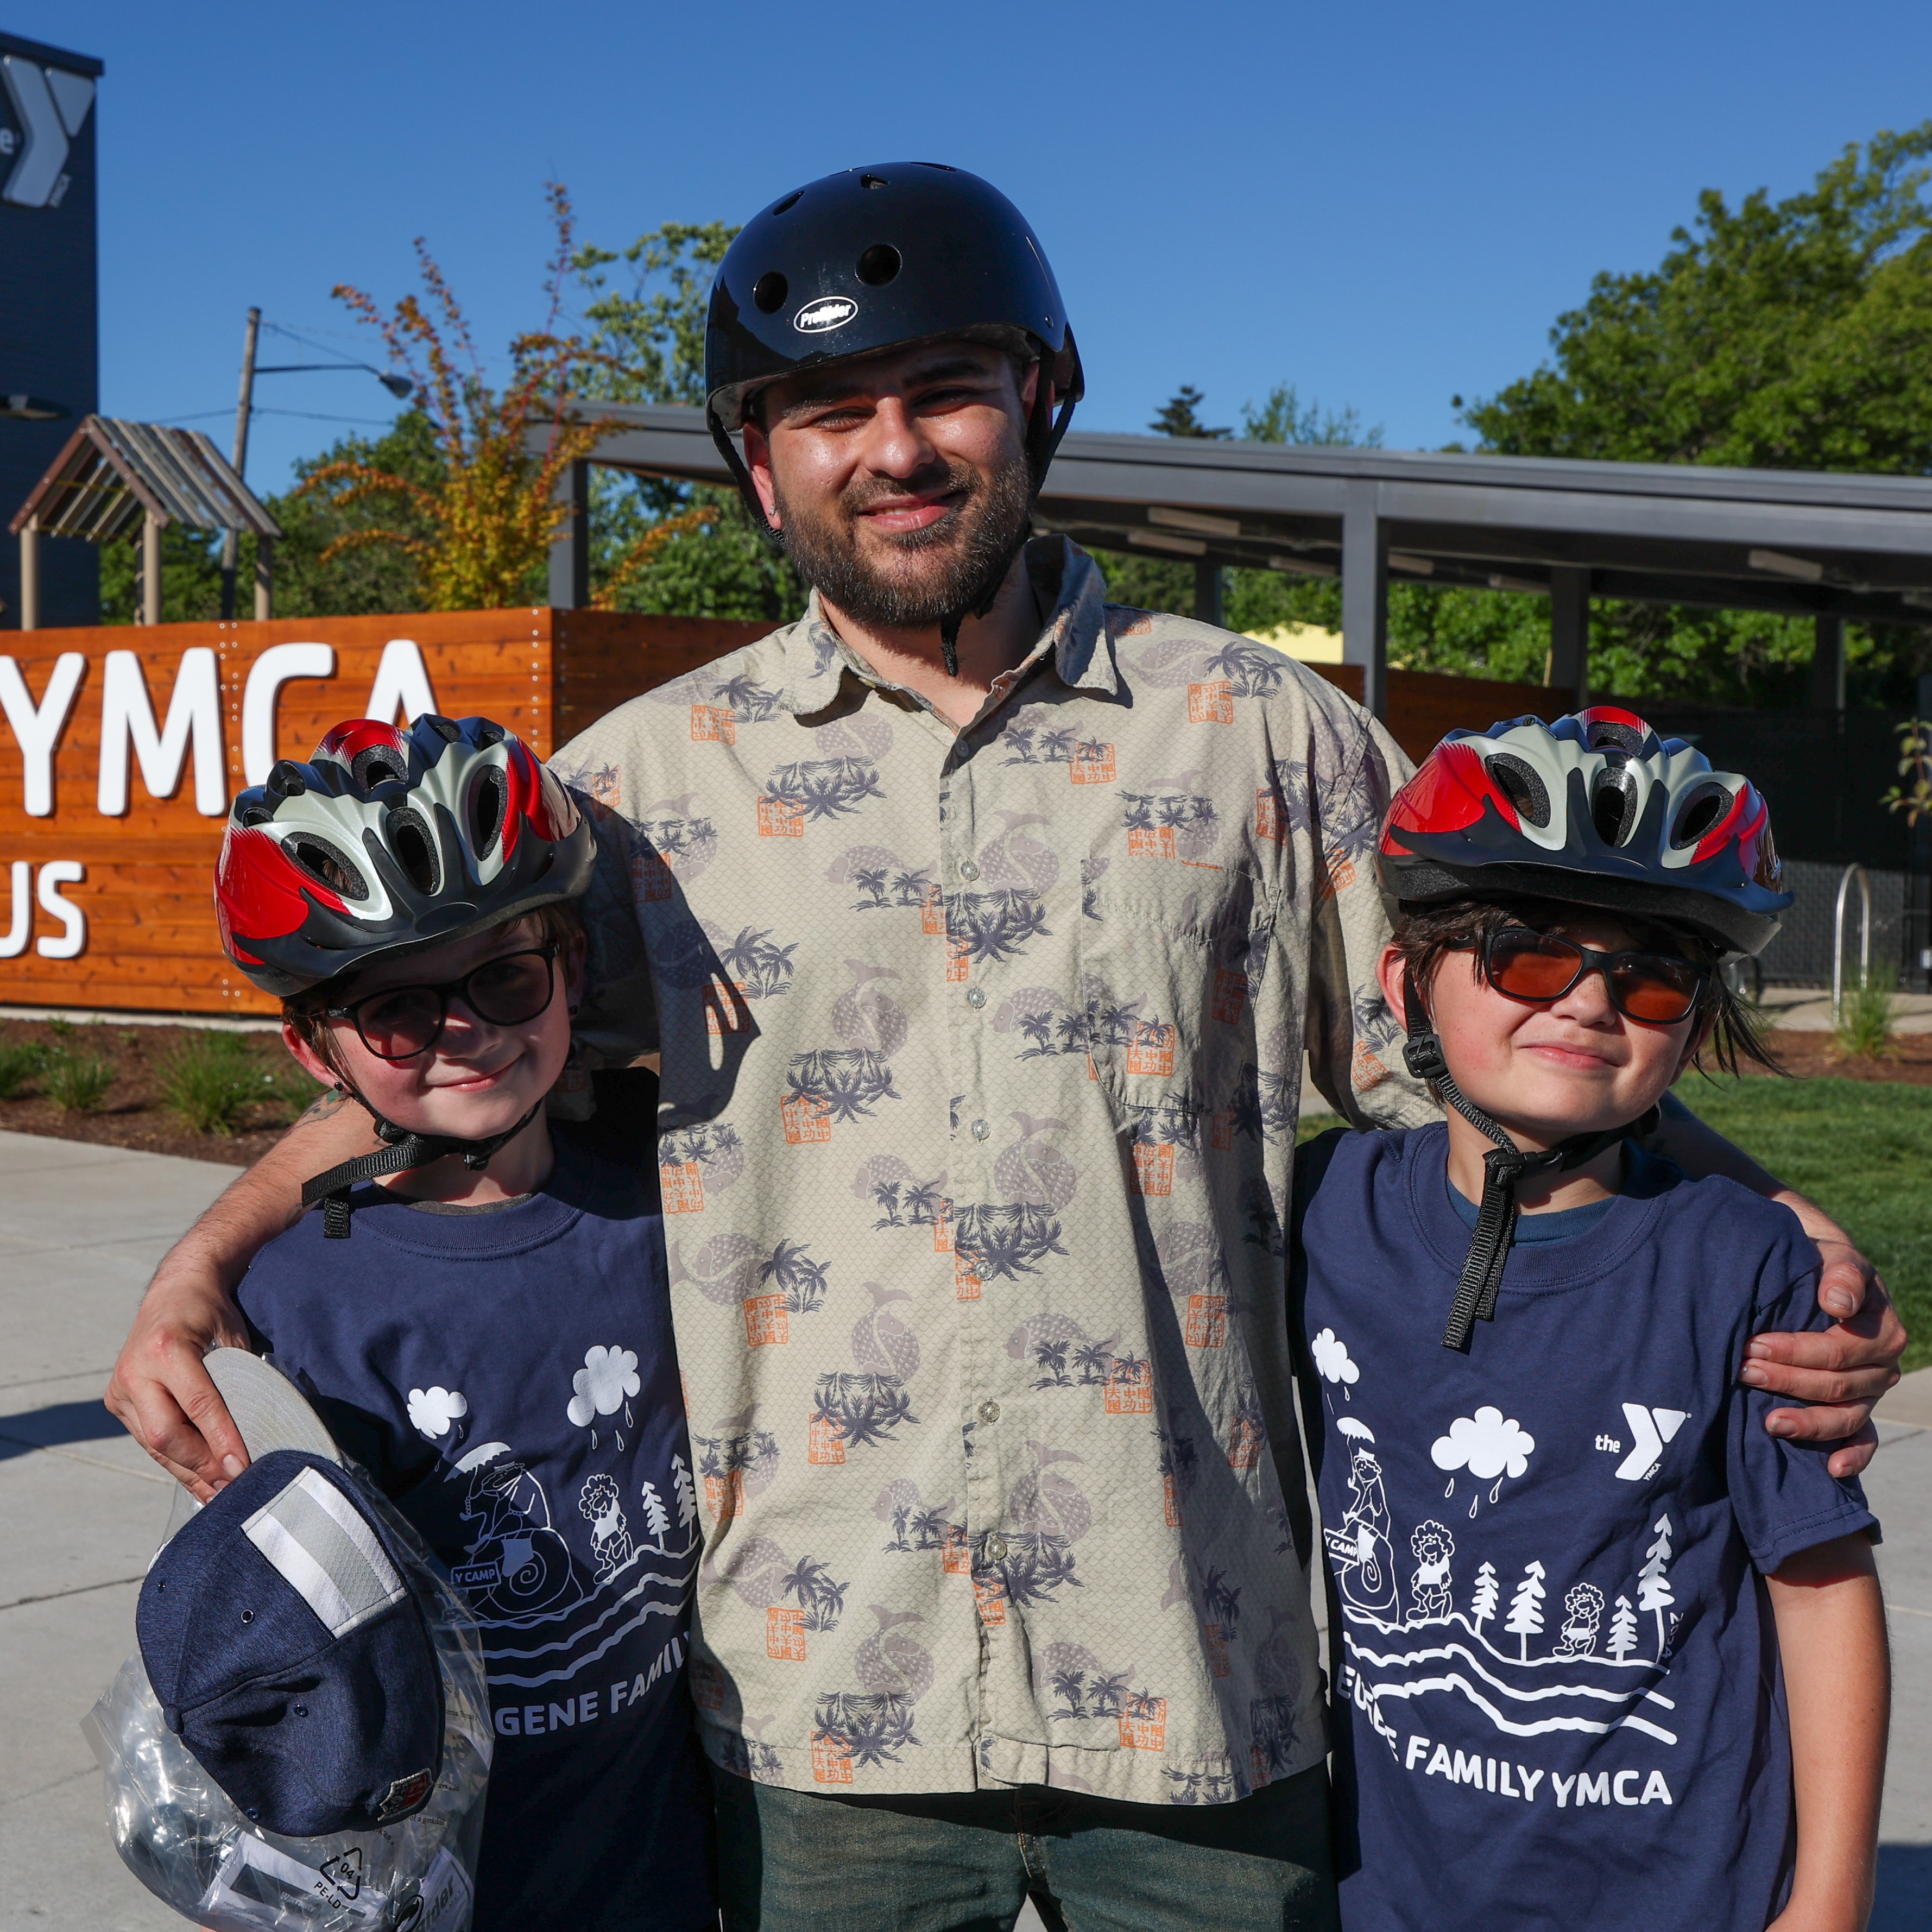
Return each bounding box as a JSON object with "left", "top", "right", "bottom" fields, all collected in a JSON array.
[
  {"left": 281, "top": 1018, "right": 338, "bottom": 1090},
  {"left": 1375, "top": 942, "right": 1411, "bottom": 1033},
  {"left": 742, "top": 418, "right": 781, "bottom": 528}
]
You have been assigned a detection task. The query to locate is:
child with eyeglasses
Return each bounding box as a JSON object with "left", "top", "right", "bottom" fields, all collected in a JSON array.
[
  {"left": 210, "top": 716, "right": 716, "bottom": 1932},
  {"left": 1291, "top": 708, "right": 1886, "bottom": 1932}
]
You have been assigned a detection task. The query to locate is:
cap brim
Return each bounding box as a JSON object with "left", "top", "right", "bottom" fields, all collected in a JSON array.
[{"left": 205, "top": 1348, "right": 342, "bottom": 1464}]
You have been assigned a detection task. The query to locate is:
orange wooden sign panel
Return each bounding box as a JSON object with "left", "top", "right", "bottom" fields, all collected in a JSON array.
[{"left": 0, "top": 608, "right": 762, "bottom": 1015}]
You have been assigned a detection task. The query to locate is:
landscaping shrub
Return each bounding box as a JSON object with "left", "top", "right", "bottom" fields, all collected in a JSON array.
[{"left": 42, "top": 1050, "right": 113, "bottom": 1114}]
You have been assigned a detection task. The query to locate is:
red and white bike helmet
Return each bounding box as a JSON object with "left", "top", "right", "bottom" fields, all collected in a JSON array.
[
  {"left": 1378, "top": 705, "right": 1790, "bottom": 957},
  {"left": 216, "top": 714, "right": 595, "bottom": 996}
]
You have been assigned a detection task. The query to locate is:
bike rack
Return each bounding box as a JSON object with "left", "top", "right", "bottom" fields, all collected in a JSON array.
[{"left": 1832, "top": 864, "right": 1872, "bottom": 1026}]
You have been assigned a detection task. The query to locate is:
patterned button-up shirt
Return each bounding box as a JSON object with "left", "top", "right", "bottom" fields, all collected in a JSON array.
[{"left": 550, "top": 538, "right": 1434, "bottom": 1805}]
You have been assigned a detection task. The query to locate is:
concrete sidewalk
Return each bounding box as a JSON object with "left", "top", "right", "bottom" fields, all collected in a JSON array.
[{"left": 0, "top": 1126, "right": 1925, "bottom": 1929}]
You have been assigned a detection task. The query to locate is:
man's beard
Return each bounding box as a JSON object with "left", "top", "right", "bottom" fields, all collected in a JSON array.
[{"left": 773, "top": 451, "right": 1034, "bottom": 630}]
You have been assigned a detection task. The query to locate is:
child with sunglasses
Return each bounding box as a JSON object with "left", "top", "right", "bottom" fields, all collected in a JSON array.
[
  {"left": 209, "top": 716, "right": 716, "bottom": 1932},
  {"left": 1291, "top": 709, "right": 1886, "bottom": 1932}
]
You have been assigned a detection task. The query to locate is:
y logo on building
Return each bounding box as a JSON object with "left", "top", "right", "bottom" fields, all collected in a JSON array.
[
  {"left": 0, "top": 56, "right": 94, "bottom": 209},
  {"left": 1607, "top": 1404, "right": 1688, "bottom": 1482}
]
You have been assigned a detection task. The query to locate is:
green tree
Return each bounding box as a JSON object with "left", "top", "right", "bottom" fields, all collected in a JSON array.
[
  {"left": 572, "top": 222, "right": 807, "bottom": 624},
  {"left": 1241, "top": 384, "right": 1382, "bottom": 450},
  {"left": 1460, "top": 124, "right": 1932, "bottom": 705},
  {"left": 1148, "top": 384, "right": 1230, "bottom": 439}
]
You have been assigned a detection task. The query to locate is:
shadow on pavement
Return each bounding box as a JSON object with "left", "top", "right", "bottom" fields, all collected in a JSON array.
[{"left": 0, "top": 1398, "right": 127, "bottom": 1460}]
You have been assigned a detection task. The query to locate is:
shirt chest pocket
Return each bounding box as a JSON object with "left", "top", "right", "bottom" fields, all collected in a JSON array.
[{"left": 1076, "top": 868, "right": 1277, "bottom": 1132}]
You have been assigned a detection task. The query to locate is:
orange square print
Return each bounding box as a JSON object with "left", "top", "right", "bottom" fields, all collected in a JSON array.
[
  {"left": 757, "top": 797, "right": 804, "bottom": 838},
  {"left": 1209, "top": 1108, "right": 1235, "bottom": 1152},
  {"left": 942, "top": 1526, "right": 973, "bottom": 1575},
  {"left": 1227, "top": 1418, "right": 1264, "bottom": 1469},
  {"left": 811, "top": 1735, "right": 855, "bottom": 1784},
  {"left": 690, "top": 704, "right": 737, "bottom": 745},
  {"left": 1128, "top": 824, "right": 1177, "bottom": 861},
  {"left": 807, "top": 1416, "right": 846, "bottom": 1465},
  {"left": 921, "top": 887, "right": 946, "bottom": 935},
  {"left": 1254, "top": 788, "right": 1286, "bottom": 844},
  {"left": 1104, "top": 1359, "right": 1153, "bottom": 1415},
  {"left": 973, "top": 1573, "right": 1007, "bottom": 1627},
  {"left": 1204, "top": 1624, "right": 1230, "bottom": 1679},
  {"left": 1131, "top": 1141, "right": 1175, "bottom": 1197},
  {"left": 691, "top": 1658, "right": 727, "bottom": 1712},
  {"left": 633, "top": 852, "right": 675, "bottom": 902},
  {"left": 1120, "top": 1696, "right": 1168, "bottom": 1750},
  {"left": 1187, "top": 680, "right": 1233, "bottom": 724},
  {"left": 781, "top": 1094, "right": 833, "bottom": 1144},
  {"left": 767, "top": 1606, "right": 808, "bottom": 1662},
  {"left": 1070, "top": 742, "right": 1116, "bottom": 784},
  {"left": 931, "top": 1208, "right": 955, "bottom": 1253},
  {"left": 954, "top": 1253, "right": 982, "bottom": 1301},
  {"left": 1210, "top": 969, "right": 1247, "bottom": 1026},
  {"left": 1184, "top": 1295, "right": 1228, "bottom": 1349},
  {"left": 1163, "top": 1474, "right": 1183, "bottom": 1527},
  {"left": 743, "top": 1293, "right": 789, "bottom": 1348},
  {"left": 704, "top": 1470, "right": 744, "bottom": 1520},
  {"left": 660, "top": 1160, "right": 705, "bottom": 1214},
  {"left": 945, "top": 936, "right": 971, "bottom": 983},
  {"left": 1127, "top": 1022, "right": 1176, "bottom": 1077}
]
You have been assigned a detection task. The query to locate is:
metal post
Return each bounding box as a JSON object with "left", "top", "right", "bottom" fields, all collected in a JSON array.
[
  {"left": 254, "top": 536, "right": 274, "bottom": 621},
  {"left": 18, "top": 518, "right": 37, "bottom": 632},
  {"left": 1832, "top": 863, "right": 1871, "bottom": 1025},
  {"left": 1548, "top": 567, "right": 1590, "bottom": 708},
  {"left": 141, "top": 511, "right": 162, "bottom": 627},
  {"left": 1193, "top": 559, "right": 1223, "bottom": 628},
  {"left": 1341, "top": 481, "right": 1388, "bottom": 719},
  {"left": 1809, "top": 614, "right": 1846, "bottom": 711},
  {"left": 222, "top": 307, "right": 262, "bottom": 622},
  {"left": 548, "top": 459, "right": 589, "bottom": 610}
]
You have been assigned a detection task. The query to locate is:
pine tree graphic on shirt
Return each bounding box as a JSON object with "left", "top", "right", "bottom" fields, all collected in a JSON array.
[
  {"left": 1607, "top": 1593, "right": 1640, "bottom": 1662},
  {"left": 640, "top": 1479, "right": 672, "bottom": 1543},
  {"left": 1637, "top": 1514, "right": 1676, "bottom": 1659},
  {"left": 1504, "top": 1560, "right": 1547, "bottom": 1661},
  {"left": 1468, "top": 1561, "right": 1500, "bottom": 1638},
  {"left": 671, "top": 1453, "right": 699, "bottom": 1532}
]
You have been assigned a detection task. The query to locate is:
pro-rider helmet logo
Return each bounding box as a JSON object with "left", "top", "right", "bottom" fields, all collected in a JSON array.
[
  {"left": 0, "top": 56, "right": 95, "bottom": 210},
  {"left": 793, "top": 295, "right": 859, "bottom": 335}
]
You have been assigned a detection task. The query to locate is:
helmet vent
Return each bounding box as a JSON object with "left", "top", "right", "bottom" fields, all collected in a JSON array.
[
  {"left": 422, "top": 715, "right": 462, "bottom": 743},
  {"left": 859, "top": 173, "right": 888, "bottom": 190},
  {"left": 287, "top": 835, "right": 367, "bottom": 902},
  {"left": 771, "top": 191, "right": 803, "bottom": 216},
  {"left": 1485, "top": 754, "right": 1550, "bottom": 828},
  {"left": 753, "top": 272, "right": 788, "bottom": 315},
  {"left": 469, "top": 766, "right": 509, "bottom": 860},
  {"left": 856, "top": 244, "right": 901, "bottom": 287},
  {"left": 1587, "top": 718, "right": 1647, "bottom": 756},
  {"left": 239, "top": 803, "right": 275, "bottom": 829},
  {"left": 1591, "top": 772, "right": 1637, "bottom": 847},
  {"left": 350, "top": 746, "right": 409, "bottom": 794},
  {"left": 1671, "top": 784, "right": 1730, "bottom": 850},
  {"left": 385, "top": 808, "right": 441, "bottom": 896}
]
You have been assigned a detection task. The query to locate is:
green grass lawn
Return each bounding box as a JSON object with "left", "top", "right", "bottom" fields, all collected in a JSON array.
[{"left": 1671, "top": 1077, "right": 1931, "bottom": 1373}]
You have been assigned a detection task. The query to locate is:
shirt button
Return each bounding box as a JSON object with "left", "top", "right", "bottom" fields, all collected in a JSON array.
[
  {"left": 965, "top": 986, "right": 987, "bottom": 1009},
  {"left": 971, "top": 1118, "right": 990, "bottom": 1141},
  {"left": 983, "top": 1533, "right": 1009, "bottom": 1563},
  {"left": 958, "top": 859, "right": 981, "bottom": 881},
  {"left": 977, "top": 1399, "right": 1001, "bottom": 1424}
]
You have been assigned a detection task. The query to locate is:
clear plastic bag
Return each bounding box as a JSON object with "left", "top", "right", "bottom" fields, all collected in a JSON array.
[{"left": 85, "top": 1478, "right": 493, "bottom": 1932}]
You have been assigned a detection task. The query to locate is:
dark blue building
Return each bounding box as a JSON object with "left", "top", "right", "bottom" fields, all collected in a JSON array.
[{"left": 0, "top": 30, "right": 100, "bottom": 628}]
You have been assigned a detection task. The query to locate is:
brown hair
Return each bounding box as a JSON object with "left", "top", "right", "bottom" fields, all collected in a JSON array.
[
  {"left": 1388, "top": 893, "right": 1782, "bottom": 1079},
  {"left": 282, "top": 901, "right": 583, "bottom": 1079}
]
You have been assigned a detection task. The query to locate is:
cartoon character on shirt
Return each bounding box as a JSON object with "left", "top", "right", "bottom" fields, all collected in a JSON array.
[
  {"left": 1407, "top": 1520, "right": 1455, "bottom": 1622},
  {"left": 1323, "top": 1431, "right": 1400, "bottom": 1619},
  {"left": 453, "top": 1442, "right": 586, "bottom": 1620}
]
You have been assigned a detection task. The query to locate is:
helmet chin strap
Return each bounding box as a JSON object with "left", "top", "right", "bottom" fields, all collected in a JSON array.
[
  {"left": 1400, "top": 971, "right": 1657, "bottom": 1352},
  {"left": 300, "top": 1085, "right": 545, "bottom": 1240}
]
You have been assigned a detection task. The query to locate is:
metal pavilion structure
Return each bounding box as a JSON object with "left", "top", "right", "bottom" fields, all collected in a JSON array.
[
  {"left": 539, "top": 402, "right": 1932, "bottom": 722},
  {"left": 9, "top": 415, "right": 280, "bottom": 628}
]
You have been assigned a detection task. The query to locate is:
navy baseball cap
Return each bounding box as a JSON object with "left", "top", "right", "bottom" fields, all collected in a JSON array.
[{"left": 136, "top": 1446, "right": 445, "bottom": 1839}]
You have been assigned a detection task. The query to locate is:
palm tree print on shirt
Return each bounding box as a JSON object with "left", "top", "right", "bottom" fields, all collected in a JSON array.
[
  {"left": 759, "top": 1240, "right": 830, "bottom": 1314},
  {"left": 850, "top": 1156, "right": 948, "bottom": 1232},
  {"left": 784, "top": 1049, "right": 899, "bottom": 1123},
  {"left": 760, "top": 755, "right": 884, "bottom": 824},
  {"left": 780, "top": 1554, "right": 851, "bottom": 1632},
  {"left": 872, "top": 1479, "right": 956, "bottom": 1554},
  {"left": 716, "top": 926, "right": 799, "bottom": 999},
  {"left": 824, "top": 844, "right": 935, "bottom": 914},
  {"left": 1121, "top": 785, "right": 1220, "bottom": 863}
]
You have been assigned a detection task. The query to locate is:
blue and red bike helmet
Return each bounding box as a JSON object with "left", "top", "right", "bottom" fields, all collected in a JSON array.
[
  {"left": 1377, "top": 705, "right": 1791, "bottom": 957},
  {"left": 215, "top": 714, "right": 595, "bottom": 997}
]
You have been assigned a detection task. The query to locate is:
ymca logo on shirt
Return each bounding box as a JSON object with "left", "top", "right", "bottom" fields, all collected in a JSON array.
[{"left": 1595, "top": 1404, "right": 1691, "bottom": 1482}]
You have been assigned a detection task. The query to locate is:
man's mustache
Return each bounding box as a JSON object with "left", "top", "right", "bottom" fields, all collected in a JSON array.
[{"left": 840, "top": 464, "right": 978, "bottom": 526}]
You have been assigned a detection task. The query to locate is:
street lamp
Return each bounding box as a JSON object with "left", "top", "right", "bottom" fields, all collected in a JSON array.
[{"left": 220, "top": 307, "right": 416, "bottom": 620}]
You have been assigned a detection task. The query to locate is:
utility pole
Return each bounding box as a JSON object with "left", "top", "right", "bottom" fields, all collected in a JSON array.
[{"left": 220, "top": 307, "right": 261, "bottom": 622}]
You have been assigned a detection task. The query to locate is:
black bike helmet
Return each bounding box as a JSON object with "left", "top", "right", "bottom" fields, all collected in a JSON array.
[{"left": 705, "top": 163, "right": 1085, "bottom": 668}]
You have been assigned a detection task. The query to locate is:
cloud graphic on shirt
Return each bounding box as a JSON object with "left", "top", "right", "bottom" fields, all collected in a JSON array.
[
  {"left": 1430, "top": 1406, "right": 1535, "bottom": 1481},
  {"left": 407, "top": 1386, "right": 468, "bottom": 1441},
  {"left": 568, "top": 1346, "right": 641, "bottom": 1428},
  {"left": 1310, "top": 1328, "right": 1359, "bottom": 1388}
]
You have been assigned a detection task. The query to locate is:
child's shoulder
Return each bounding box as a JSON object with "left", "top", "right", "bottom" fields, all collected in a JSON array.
[
  {"left": 1622, "top": 1144, "right": 1815, "bottom": 1302},
  {"left": 547, "top": 1120, "right": 661, "bottom": 1224},
  {"left": 1294, "top": 1119, "right": 1440, "bottom": 1201}
]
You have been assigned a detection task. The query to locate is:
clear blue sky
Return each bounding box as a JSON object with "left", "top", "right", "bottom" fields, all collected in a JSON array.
[{"left": 24, "top": 0, "right": 1932, "bottom": 494}]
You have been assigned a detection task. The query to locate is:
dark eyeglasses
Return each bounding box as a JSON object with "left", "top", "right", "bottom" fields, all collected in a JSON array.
[
  {"left": 326, "top": 945, "right": 559, "bottom": 1062},
  {"left": 1480, "top": 927, "right": 1709, "bottom": 1025}
]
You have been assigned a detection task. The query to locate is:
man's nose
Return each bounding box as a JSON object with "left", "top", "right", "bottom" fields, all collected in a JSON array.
[{"left": 856, "top": 396, "right": 939, "bottom": 478}]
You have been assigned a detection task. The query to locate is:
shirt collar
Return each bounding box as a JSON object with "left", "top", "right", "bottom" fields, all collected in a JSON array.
[{"left": 774, "top": 536, "right": 1120, "bottom": 717}]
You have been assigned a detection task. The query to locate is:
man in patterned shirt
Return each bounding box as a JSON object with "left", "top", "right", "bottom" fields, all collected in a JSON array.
[{"left": 109, "top": 166, "right": 1905, "bottom": 1931}]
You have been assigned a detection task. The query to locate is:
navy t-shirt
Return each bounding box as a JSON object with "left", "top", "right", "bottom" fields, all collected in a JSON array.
[
  {"left": 238, "top": 1125, "right": 714, "bottom": 1932},
  {"left": 1291, "top": 1125, "right": 1877, "bottom": 1932}
]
